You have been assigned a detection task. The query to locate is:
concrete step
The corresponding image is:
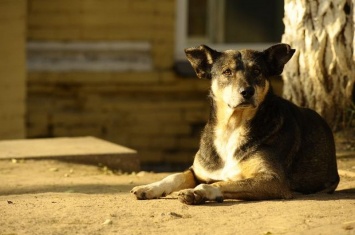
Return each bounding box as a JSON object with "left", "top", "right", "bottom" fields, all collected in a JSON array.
[{"left": 0, "top": 136, "right": 139, "bottom": 172}]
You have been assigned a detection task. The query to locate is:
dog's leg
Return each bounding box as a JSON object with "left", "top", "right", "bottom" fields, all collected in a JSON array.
[
  {"left": 178, "top": 174, "right": 293, "bottom": 205},
  {"left": 131, "top": 169, "right": 197, "bottom": 200}
]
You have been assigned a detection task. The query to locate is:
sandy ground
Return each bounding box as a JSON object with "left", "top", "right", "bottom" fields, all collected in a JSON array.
[{"left": 0, "top": 158, "right": 355, "bottom": 235}]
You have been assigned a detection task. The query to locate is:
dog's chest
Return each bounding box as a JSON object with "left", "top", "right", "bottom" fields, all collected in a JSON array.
[
  {"left": 194, "top": 127, "right": 245, "bottom": 182},
  {"left": 214, "top": 127, "right": 243, "bottom": 163}
]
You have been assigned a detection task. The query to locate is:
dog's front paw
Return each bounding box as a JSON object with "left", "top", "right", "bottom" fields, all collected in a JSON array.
[
  {"left": 178, "top": 184, "right": 224, "bottom": 205},
  {"left": 130, "top": 184, "right": 165, "bottom": 200},
  {"left": 178, "top": 189, "right": 206, "bottom": 205}
]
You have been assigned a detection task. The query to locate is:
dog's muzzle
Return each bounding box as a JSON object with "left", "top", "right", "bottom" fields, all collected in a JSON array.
[
  {"left": 228, "top": 101, "right": 256, "bottom": 109},
  {"left": 226, "top": 86, "right": 257, "bottom": 109}
]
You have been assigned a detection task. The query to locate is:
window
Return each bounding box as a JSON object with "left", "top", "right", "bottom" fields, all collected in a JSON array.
[{"left": 175, "top": 0, "right": 284, "bottom": 61}]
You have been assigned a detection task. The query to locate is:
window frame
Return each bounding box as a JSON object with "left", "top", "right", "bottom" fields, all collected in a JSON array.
[{"left": 174, "top": 0, "right": 282, "bottom": 61}]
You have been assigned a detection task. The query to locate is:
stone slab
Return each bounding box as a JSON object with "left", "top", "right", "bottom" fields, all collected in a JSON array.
[{"left": 0, "top": 136, "right": 139, "bottom": 172}]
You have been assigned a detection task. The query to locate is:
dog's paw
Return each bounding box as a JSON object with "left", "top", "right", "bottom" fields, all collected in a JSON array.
[
  {"left": 130, "top": 184, "right": 165, "bottom": 200},
  {"left": 177, "top": 184, "right": 224, "bottom": 205},
  {"left": 178, "top": 189, "right": 206, "bottom": 205}
]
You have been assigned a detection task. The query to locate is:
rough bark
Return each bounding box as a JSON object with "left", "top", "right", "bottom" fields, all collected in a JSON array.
[{"left": 282, "top": 0, "right": 355, "bottom": 130}]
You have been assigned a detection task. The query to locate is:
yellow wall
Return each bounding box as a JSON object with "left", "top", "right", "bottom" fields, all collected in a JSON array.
[
  {"left": 27, "top": 71, "right": 210, "bottom": 164},
  {"left": 0, "top": 0, "right": 283, "bottom": 166},
  {"left": 27, "top": 0, "right": 175, "bottom": 69},
  {"left": 0, "top": 0, "right": 27, "bottom": 139},
  {"left": 26, "top": 0, "right": 210, "bottom": 166}
]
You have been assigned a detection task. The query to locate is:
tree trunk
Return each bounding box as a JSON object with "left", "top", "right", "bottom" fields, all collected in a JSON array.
[{"left": 282, "top": 0, "right": 355, "bottom": 130}]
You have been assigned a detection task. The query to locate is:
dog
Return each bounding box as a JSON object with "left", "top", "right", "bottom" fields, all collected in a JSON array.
[{"left": 131, "top": 44, "right": 340, "bottom": 205}]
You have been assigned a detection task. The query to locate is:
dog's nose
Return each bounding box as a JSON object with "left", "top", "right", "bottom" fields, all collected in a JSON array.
[{"left": 240, "top": 87, "right": 255, "bottom": 99}]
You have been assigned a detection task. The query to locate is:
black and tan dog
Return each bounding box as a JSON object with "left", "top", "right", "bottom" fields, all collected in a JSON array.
[{"left": 131, "top": 44, "right": 340, "bottom": 205}]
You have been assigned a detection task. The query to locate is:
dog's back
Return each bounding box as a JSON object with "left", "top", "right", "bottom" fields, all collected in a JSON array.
[{"left": 249, "top": 93, "right": 339, "bottom": 194}]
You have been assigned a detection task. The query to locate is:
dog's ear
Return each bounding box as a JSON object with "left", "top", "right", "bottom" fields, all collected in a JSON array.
[
  {"left": 263, "top": 44, "right": 295, "bottom": 76},
  {"left": 185, "top": 45, "right": 220, "bottom": 79}
]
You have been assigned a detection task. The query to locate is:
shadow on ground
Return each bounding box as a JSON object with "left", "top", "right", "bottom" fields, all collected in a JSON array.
[
  {"left": 0, "top": 184, "right": 134, "bottom": 196},
  {"left": 2, "top": 184, "right": 354, "bottom": 205}
]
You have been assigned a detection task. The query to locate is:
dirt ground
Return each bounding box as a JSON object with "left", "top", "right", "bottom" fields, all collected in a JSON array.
[{"left": 0, "top": 157, "right": 355, "bottom": 235}]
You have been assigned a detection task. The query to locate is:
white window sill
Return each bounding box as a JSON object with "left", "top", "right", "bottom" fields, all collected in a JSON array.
[{"left": 27, "top": 41, "right": 152, "bottom": 72}]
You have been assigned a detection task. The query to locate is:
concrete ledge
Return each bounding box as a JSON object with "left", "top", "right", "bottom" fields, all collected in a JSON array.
[{"left": 0, "top": 136, "right": 140, "bottom": 172}]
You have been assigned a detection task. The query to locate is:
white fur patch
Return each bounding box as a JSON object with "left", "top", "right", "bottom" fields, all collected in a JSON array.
[
  {"left": 193, "top": 146, "right": 243, "bottom": 182},
  {"left": 212, "top": 80, "right": 242, "bottom": 109},
  {"left": 194, "top": 184, "right": 223, "bottom": 200}
]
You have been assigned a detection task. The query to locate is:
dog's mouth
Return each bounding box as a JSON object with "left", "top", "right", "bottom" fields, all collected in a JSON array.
[{"left": 228, "top": 101, "right": 257, "bottom": 109}]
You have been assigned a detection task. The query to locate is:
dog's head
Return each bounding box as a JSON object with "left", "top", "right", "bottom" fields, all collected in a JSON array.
[{"left": 185, "top": 44, "right": 295, "bottom": 110}]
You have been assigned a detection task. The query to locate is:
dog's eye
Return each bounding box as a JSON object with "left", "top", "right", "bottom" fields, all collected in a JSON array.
[
  {"left": 253, "top": 69, "right": 261, "bottom": 76},
  {"left": 223, "top": 69, "right": 232, "bottom": 76}
]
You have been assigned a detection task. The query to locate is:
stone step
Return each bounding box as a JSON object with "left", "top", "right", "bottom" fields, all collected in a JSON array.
[{"left": 0, "top": 136, "right": 139, "bottom": 172}]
